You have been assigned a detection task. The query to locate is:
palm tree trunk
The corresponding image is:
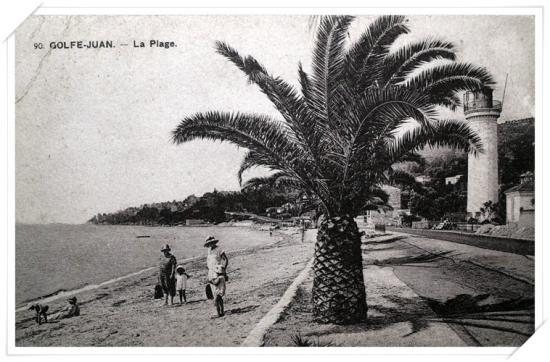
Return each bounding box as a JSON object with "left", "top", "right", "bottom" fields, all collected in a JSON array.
[{"left": 312, "top": 215, "right": 367, "bottom": 324}]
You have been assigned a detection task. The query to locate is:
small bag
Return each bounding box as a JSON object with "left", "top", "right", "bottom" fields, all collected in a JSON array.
[
  {"left": 205, "top": 284, "right": 213, "bottom": 300},
  {"left": 154, "top": 284, "right": 164, "bottom": 299}
]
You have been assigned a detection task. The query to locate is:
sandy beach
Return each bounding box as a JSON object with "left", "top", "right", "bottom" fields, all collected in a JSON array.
[{"left": 15, "top": 228, "right": 315, "bottom": 347}]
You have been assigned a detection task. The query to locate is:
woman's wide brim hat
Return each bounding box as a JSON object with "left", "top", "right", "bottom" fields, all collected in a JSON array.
[
  {"left": 161, "top": 244, "right": 171, "bottom": 252},
  {"left": 176, "top": 264, "right": 185, "bottom": 272},
  {"left": 204, "top": 236, "right": 219, "bottom": 247}
]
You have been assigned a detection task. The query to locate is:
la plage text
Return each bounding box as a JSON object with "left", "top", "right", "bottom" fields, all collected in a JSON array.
[{"left": 49, "top": 40, "right": 177, "bottom": 49}]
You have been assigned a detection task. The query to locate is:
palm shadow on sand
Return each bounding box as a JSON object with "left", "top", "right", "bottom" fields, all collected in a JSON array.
[
  {"left": 372, "top": 251, "right": 453, "bottom": 266},
  {"left": 288, "top": 290, "right": 534, "bottom": 343},
  {"left": 364, "top": 236, "right": 408, "bottom": 245},
  {"left": 420, "top": 294, "right": 535, "bottom": 338}
]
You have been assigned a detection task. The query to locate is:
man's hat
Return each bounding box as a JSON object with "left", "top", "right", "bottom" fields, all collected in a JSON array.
[
  {"left": 161, "top": 244, "right": 171, "bottom": 252},
  {"left": 67, "top": 296, "right": 77, "bottom": 303},
  {"left": 203, "top": 236, "right": 219, "bottom": 247}
]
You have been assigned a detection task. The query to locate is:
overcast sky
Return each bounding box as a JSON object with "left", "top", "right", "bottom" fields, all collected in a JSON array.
[{"left": 15, "top": 15, "right": 535, "bottom": 224}]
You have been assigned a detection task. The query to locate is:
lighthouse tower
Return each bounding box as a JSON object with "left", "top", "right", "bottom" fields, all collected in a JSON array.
[{"left": 465, "top": 88, "right": 502, "bottom": 218}]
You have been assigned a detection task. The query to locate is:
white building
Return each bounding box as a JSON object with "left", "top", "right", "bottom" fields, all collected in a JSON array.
[
  {"left": 363, "top": 185, "right": 407, "bottom": 226},
  {"left": 381, "top": 185, "right": 401, "bottom": 210},
  {"left": 414, "top": 175, "right": 432, "bottom": 184},
  {"left": 445, "top": 174, "right": 463, "bottom": 185},
  {"left": 504, "top": 172, "right": 534, "bottom": 226}
]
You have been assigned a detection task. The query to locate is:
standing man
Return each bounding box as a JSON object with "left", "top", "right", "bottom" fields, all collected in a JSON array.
[{"left": 159, "top": 244, "right": 177, "bottom": 306}]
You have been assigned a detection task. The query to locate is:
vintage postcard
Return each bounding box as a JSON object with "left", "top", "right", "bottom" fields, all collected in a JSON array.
[{"left": 10, "top": 9, "right": 538, "bottom": 351}]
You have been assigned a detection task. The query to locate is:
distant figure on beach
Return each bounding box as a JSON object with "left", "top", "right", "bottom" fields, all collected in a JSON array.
[
  {"left": 28, "top": 303, "right": 49, "bottom": 325},
  {"left": 175, "top": 265, "right": 190, "bottom": 304},
  {"left": 211, "top": 264, "right": 226, "bottom": 317},
  {"left": 159, "top": 244, "right": 177, "bottom": 305},
  {"left": 49, "top": 297, "right": 80, "bottom": 321}
]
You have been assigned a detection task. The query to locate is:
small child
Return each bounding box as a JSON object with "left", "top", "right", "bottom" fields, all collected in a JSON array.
[
  {"left": 211, "top": 264, "right": 226, "bottom": 317},
  {"left": 28, "top": 303, "right": 49, "bottom": 325},
  {"left": 175, "top": 265, "right": 191, "bottom": 304}
]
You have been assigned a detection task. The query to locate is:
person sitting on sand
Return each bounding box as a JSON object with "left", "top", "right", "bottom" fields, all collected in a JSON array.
[
  {"left": 211, "top": 264, "right": 226, "bottom": 317},
  {"left": 159, "top": 244, "right": 177, "bottom": 306},
  {"left": 50, "top": 296, "right": 80, "bottom": 321},
  {"left": 204, "top": 236, "right": 228, "bottom": 282},
  {"left": 175, "top": 265, "right": 190, "bottom": 304}
]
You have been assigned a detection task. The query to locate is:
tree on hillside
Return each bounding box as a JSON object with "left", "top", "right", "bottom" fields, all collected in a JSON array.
[
  {"left": 498, "top": 118, "right": 535, "bottom": 186},
  {"left": 172, "top": 15, "right": 491, "bottom": 324}
]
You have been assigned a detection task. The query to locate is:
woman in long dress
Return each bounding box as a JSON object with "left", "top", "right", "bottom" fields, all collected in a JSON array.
[
  {"left": 159, "top": 244, "right": 177, "bottom": 305},
  {"left": 204, "top": 236, "right": 228, "bottom": 279}
]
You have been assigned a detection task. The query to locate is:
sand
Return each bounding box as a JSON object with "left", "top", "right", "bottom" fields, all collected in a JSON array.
[{"left": 15, "top": 228, "right": 315, "bottom": 347}]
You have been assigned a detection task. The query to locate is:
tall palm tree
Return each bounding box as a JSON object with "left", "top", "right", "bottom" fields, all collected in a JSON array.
[{"left": 172, "top": 15, "right": 492, "bottom": 324}]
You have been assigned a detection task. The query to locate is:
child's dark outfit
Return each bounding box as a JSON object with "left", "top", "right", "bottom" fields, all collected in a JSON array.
[{"left": 211, "top": 273, "right": 226, "bottom": 317}]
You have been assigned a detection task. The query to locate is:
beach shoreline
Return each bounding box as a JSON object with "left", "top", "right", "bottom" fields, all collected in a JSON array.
[
  {"left": 15, "top": 227, "right": 316, "bottom": 347},
  {"left": 15, "top": 223, "right": 269, "bottom": 310},
  {"left": 15, "top": 223, "right": 276, "bottom": 305}
]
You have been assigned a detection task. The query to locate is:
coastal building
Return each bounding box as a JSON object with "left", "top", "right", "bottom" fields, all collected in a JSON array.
[
  {"left": 504, "top": 172, "right": 535, "bottom": 226},
  {"left": 363, "top": 185, "right": 407, "bottom": 226},
  {"left": 414, "top": 175, "right": 432, "bottom": 184},
  {"left": 445, "top": 174, "right": 463, "bottom": 185},
  {"left": 381, "top": 185, "right": 401, "bottom": 210},
  {"left": 464, "top": 89, "right": 501, "bottom": 219}
]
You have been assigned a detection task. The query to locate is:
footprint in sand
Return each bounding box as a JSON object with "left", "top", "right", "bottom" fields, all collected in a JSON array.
[
  {"left": 95, "top": 292, "right": 110, "bottom": 300},
  {"left": 111, "top": 299, "right": 126, "bottom": 307}
]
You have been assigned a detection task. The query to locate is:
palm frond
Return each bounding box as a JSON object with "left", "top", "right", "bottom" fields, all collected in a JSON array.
[
  {"left": 406, "top": 62, "right": 495, "bottom": 95},
  {"left": 215, "top": 41, "right": 267, "bottom": 83},
  {"left": 329, "top": 86, "right": 437, "bottom": 194},
  {"left": 381, "top": 39, "right": 456, "bottom": 85},
  {"left": 237, "top": 149, "right": 332, "bottom": 214},
  {"left": 241, "top": 171, "right": 302, "bottom": 191},
  {"left": 237, "top": 150, "right": 275, "bottom": 185},
  {"left": 386, "top": 119, "right": 484, "bottom": 164},
  {"left": 298, "top": 62, "right": 311, "bottom": 102},
  {"left": 216, "top": 41, "right": 323, "bottom": 174},
  {"left": 308, "top": 15, "right": 354, "bottom": 124},
  {"left": 432, "top": 93, "right": 463, "bottom": 111},
  {"left": 172, "top": 111, "right": 309, "bottom": 182},
  {"left": 344, "top": 15, "right": 409, "bottom": 90},
  {"left": 216, "top": 41, "right": 303, "bottom": 123}
]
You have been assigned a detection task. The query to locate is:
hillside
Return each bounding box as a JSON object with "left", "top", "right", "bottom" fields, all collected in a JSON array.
[
  {"left": 90, "top": 118, "right": 534, "bottom": 225},
  {"left": 420, "top": 117, "right": 534, "bottom": 163}
]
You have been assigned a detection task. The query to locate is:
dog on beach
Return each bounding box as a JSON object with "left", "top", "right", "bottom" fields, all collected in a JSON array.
[{"left": 28, "top": 304, "right": 49, "bottom": 325}]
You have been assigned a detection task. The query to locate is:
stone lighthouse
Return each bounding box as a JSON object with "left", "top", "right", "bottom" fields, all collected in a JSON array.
[{"left": 464, "top": 88, "right": 502, "bottom": 218}]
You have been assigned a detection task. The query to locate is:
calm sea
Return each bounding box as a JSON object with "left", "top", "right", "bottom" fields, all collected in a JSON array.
[{"left": 15, "top": 224, "right": 269, "bottom": 305}]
